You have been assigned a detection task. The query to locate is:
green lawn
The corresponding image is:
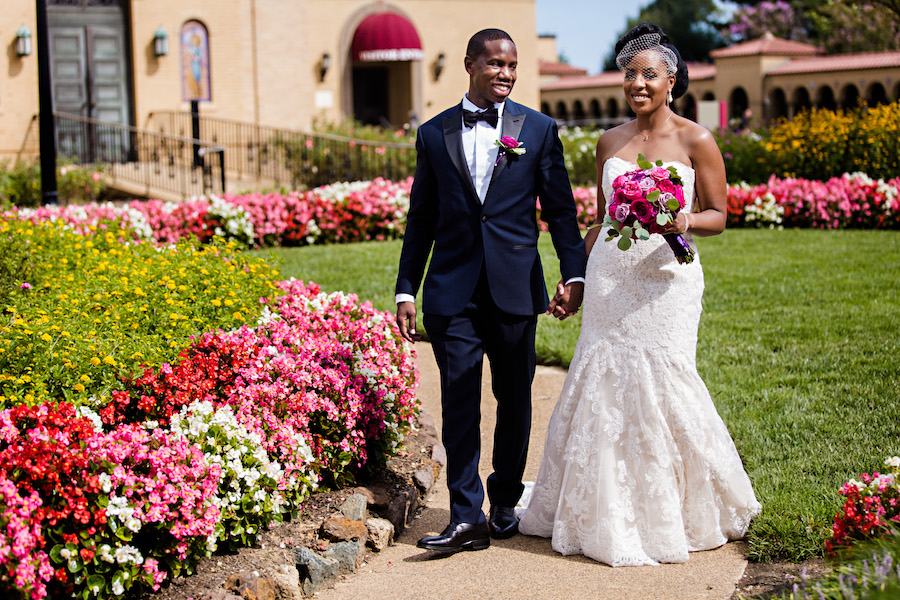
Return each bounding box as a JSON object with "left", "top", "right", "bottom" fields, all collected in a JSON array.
[{"left": 254, "top": 229, "right": 900, "bottom": 562}]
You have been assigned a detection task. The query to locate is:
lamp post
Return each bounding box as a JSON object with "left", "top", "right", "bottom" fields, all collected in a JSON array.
[
  {"left": 36, "top": 0, "right": 57, "bottom": 206},
  {"left": 15, "top": 26, "right": 32, "bottom": 57}
]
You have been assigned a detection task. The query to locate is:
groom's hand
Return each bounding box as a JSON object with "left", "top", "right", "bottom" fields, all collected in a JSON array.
[
  {"left": 547, "top": 281, "right": 584, "bottom": 320},
  {"left": 396, "top": 301, "right": 422, "bottom": 343}
]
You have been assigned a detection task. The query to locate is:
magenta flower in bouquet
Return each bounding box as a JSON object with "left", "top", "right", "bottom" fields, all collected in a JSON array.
[{"left": 602, "top": 153, "right": 695, "bottom": 264}]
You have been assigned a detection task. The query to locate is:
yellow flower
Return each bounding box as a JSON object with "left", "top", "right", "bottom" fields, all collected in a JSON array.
[
  {"left": 233, "top": 312, "right": 243, "bottom": 320},
  {"left": 73, "top": 383, "right": 85, "bottom": 393},
  {"left": 103, "top": 356, "right": 117, "bottom": 366}
]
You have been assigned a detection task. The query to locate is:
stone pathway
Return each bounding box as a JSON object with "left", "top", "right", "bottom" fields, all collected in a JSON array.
[{"left": 314, "top": 341, "right": 750, "bottom": 600}]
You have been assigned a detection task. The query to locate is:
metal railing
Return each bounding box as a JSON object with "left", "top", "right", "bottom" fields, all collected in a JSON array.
[
  {"left": 54, "top": 112, "right": 226, "bottom": 199},
  {"left": 146, "top": 111, "right": 416, "bottom": 189}
]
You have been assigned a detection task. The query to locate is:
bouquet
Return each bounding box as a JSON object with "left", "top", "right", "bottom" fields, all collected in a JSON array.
[{"left": 602, "top": 154, "right": 695, "bottom": 264}]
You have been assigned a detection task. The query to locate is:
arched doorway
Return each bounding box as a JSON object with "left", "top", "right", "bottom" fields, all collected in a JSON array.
[
  {"left": 590, "top": 99, "right": 602, "bottom": 119},
  {"left": 606, "top": 98, "right": 619, "bottom": 118},
  {"left": 679, "top": 93, "right": 697, "bottom": 121},
  {"left": 816, "top": 86, "right": 836, "bottom": 111},
  {"left": 769, "top": 88, "right": 787, "bottom": 121},
  {"left": 894, "top": 82, "right": 900, "bottom": 101},
  {"left": 349, "top": 11, "right": 423, "bottom": 127},
  {"left": 541, "top": 102, "right": 551, "bottom": 116},
  {"left": 792, "top": 87, "right": 812, "bottom": 115},
  {"left": 555, "top": 101, "right": 568, "bottom": 122},
  {"left": 729, "top": 87, "right": 749, "bottom": 120},
  {"left": 572, "top": 100, "right": 586, "bottom": 122},
  {"left": 840, "top": 84, "right": 860, "bottom": 109},
  {"left": 867, "top": 82, "right": 888, "bottom": 106}
]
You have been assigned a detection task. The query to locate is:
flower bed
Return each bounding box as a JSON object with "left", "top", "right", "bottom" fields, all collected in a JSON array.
[
  {"left": 11, "top": 178, "right": 412, "bottom": 249},
  {"left": 826, "top": 457, "right": 900, "bottom": 556},
  {"left": 0, "top": 218, "right": 418, "bottom": 599},
  {"left": 543, "top": 173, "right": 900, "bottom": 231}
]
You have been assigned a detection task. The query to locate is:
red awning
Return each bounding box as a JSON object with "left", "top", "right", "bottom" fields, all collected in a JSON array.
[{"left": 351, "top": 13, "right": 424, "bottom": 62}]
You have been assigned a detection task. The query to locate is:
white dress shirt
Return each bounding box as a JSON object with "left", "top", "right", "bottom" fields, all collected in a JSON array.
[{"left": 396, "top": 95, "right": 582, "bottom": 306}]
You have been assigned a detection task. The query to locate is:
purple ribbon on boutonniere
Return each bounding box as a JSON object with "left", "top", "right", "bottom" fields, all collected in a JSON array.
[{"left": 494, "top": 135, "right": 526, "bottom": 165}]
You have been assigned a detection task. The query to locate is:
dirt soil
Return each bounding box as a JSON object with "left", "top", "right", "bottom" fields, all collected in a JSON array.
[
  {"left": 730, "top": 557, "right": 831, "bottom": 599},
  {"left": 140, "top": 420, "right": 436, "bottom": 600}
]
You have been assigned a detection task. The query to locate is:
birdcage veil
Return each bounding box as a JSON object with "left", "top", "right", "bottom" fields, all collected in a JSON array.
[{"left": 615, "top": 33, "right": 678, "bottom": 76}]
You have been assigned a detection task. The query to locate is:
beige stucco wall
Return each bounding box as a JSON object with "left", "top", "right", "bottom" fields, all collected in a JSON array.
[
  {"left": 0, "top": 2, "right": 39, "bottom": 156},
  {"left": 1, "top": 0, "right": 538, "bottom": 160}
]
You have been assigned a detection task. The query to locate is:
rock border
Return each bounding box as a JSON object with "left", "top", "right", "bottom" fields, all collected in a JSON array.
[{"left": 150, "top": 412, "right": 444, "bottom": 600}]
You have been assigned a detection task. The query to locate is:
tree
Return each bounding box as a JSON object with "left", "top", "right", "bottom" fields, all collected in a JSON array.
[
  {"left": 722, "top": 0, "right": 900, "bottom": 54},
  {"left": 601, "top": 0, "right": 728, "bottom": 71}
]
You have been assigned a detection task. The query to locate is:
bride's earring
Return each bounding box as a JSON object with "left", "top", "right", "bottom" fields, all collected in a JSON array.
[{"left": 667, "top": 90, "right": 673, "bottom": 105}]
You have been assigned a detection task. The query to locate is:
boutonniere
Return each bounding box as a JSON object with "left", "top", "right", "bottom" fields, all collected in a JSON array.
[{"left": 494, "top": 136, "right": 526, "bottom": 165}]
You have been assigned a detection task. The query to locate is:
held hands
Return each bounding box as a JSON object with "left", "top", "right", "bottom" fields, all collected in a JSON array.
[
  {"left": 396, "top": 301, "right": 422, "bottom": 343},
  {"left": 546, "top": 280, "right": 584, "bottom": 320}
]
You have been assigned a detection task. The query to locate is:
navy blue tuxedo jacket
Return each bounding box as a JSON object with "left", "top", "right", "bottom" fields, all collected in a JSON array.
[{"left": 396, "top": 99, "right": 587, "bottom": 317}]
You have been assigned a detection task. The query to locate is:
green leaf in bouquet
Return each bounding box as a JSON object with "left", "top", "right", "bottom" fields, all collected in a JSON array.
[
  {"left": 605, "top": 234, "right": 617, "bottom": 242},
  {"left": 646, "top": 190, "right": 660, "bottom": 203},
  {"left": 620, "top": 225, "right": 633, "bottom": 239},
  {"left": 617, "top": 236, "right": 632, "bottom": 251},
  {"left": 635, "top": 227, "right": 650, "bottom": 240},
  {"left": 666, "top": 198, "right": 681, "bottom": 211},
  {"left": 656, "top": 212, "right": 670, "bottom": 226},
  {"left": 655, "top": 158, "right": 664, "bottom": 166}
]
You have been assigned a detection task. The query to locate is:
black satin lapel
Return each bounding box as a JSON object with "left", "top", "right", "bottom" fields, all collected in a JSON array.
[
  {"left": 488, "top": 111, "right": 526, "bottom": 188},
  {"left": 443, "top": 113, "right": 480, "bottom": 203}
]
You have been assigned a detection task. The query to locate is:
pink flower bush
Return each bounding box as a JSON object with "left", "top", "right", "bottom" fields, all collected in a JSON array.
[
  {"left": 10, "top": 178, "right": 413, "bottom": 249},
  {"left": 826, "top": 456, "right": 900, "bottom": 556}
]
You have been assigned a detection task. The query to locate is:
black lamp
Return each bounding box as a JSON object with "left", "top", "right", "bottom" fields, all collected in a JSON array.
[
  {"left": 434, "top": 52, "right": 446, "bottom": 80},
  {"left": 319, "top": 53, "right": 331, "bottom": 82}
]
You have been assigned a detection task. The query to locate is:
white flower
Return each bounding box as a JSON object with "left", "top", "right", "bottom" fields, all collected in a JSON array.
[
  {"left": 111, "top": 580, "right": 124, "bottom": 596},
  {"left": 886, "top": 456, "right": 900, "bottom": 469}
]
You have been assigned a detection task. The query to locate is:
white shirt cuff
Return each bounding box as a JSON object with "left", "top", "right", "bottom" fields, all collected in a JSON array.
[
  {"left": 395, "top": 293, "right": 416, "bottom": 304},
  {"left": 564, "top": 277, "right": 585, "bottom": 285}
]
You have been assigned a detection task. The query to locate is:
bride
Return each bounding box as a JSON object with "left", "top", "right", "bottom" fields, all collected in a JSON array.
[{"left": 518, "top": 22, "right": 761, "bottom": 566}]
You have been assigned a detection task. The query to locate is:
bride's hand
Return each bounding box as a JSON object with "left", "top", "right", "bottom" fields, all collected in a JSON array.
[{"left": 663, "top": 212, "right": 691, "bottom": 235}]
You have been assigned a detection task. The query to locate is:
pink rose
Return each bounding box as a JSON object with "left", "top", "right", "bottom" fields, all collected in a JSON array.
[
  {"left": 630, "top": 199, "right": 658, "bottom": 224},
  {"left": 621, "top": 180, "right": 644, "bottom": 200},
  {"left": 674, "top": 185, "right": 686, "bottom": 209},
  {"left": 638, "top": 176, "right": 655, "bottom": 192},
  {"left": 649, "top": 166, "right": 670, "bottom": 182},
  {"left": 657, "top": 179, "right": 676, "bottom": 195},
  {"left": 614, "top": 203, "right": 631, "bottom": 222},
  {"left": 612, "top": 174, "right": 627, "bottom": 189},
  {"left": 500, "top": 136, "right": 520, "bottom": 148}
]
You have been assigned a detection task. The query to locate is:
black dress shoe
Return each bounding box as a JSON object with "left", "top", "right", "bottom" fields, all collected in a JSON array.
[
  {"left": 488, "top": 506, "right": 519, "bottom": 539},
  {"left": 417, "top": 521, "right": 490, "bottom": 553}
]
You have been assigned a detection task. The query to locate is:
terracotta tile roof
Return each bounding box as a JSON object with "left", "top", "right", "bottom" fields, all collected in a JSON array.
[
  {"left": 539, "top": 60, "right": 588, "bottom": 77},
  {"left": 685, "top": 62, "right": 716, "bottom": 80},
  {"left": 767, "top": 51, "right": 900, "bottom": 75},
  {"left": 540, "top": 64, "right": 716, "bottom": 91},
  {"left": 710, "top": 32, "right": 819, "bottom": 58},
  {"left": 541, "top": 71, "right": 624, "bottom": 91}
]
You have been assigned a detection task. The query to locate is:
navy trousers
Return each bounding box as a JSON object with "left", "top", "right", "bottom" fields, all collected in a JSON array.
[{"left": 423, "top": 271, "right": 537, "bottom": 525}]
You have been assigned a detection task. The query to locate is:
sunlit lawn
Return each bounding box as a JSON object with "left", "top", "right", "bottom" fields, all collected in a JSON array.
[{"left": 254, "top": 229, "right": 900, "bottom": 561}]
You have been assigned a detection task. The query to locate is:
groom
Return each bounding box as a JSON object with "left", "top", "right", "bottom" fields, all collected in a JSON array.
[{"left": 395, "top": 28, "right": 587, "bottom": 553}]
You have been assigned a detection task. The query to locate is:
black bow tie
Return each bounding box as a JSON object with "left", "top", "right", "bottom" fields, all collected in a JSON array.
[{"left": 463, "top": 106, "right": 499, "bottom": 128}]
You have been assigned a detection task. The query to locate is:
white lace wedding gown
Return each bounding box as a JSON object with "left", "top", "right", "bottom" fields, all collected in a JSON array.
[{"left": 518, "top": 157, "right": 761, "bottom": 567}]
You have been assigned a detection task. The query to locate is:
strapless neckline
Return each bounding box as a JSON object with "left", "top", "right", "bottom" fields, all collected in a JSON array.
[{"left": 604, "top": 155, "right": 695, "bottom": 174}]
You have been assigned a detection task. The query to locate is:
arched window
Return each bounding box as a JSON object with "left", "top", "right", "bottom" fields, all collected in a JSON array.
[
  {"left": 816, "top": 86, "right": 836, "bottom": 111},
  {"left": 541, "top": 102, "right": 552, "bottom": 116},
  {"left": 555, "top": 101, "right": 568, "bottom": 122},
  {"left": 590, "top": 99, "right": 601, "bottom": 119},
  {"left": 867, "top": 82, "right": 888, "bottom": 106},
  {"left": 894, "top": 81, "right": 900, "bottom": 101},
  {"left": 792, "top": 87, "right": 812, "bottom": 115},
  {"left": 840, "top": 84, "right": 860, "bottom": 110},
  {"left": 180, "top": 20, "right": 211, "bottom": 102},
  {"left": 702, "top": 92, "right": 715, "bottom": 101},
  {"left": 769, "top": 88, "right": 788, "bottom": 121}
]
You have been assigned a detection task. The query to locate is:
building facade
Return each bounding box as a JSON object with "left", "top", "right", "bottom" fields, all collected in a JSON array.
[
  {"left": 1, "top": 0, "right": 539, "bottom": 159},
  {"left": 540, "top": 32, "right": 900, "bottom": 129}
]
